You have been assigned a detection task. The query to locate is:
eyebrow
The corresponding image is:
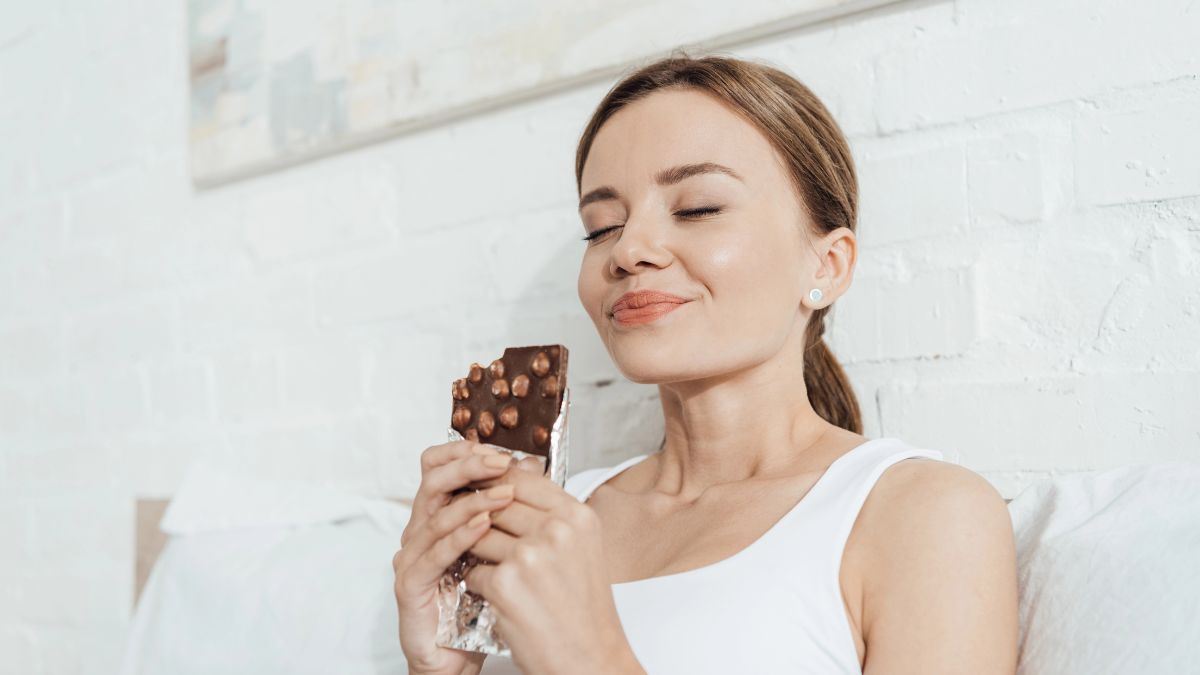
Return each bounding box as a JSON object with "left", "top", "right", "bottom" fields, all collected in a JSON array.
[{"left": 577, "top": 161, "right": 744, "bottom": 212}]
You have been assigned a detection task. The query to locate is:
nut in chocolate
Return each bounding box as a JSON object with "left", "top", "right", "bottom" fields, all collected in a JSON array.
[{"left": 450, "top": 345, "right": 568, "bottom": 458}]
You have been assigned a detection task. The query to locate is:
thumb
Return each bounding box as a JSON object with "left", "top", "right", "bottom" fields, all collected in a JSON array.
[{"left": 515, "top": 455, "right": 546, "bottom": 474}]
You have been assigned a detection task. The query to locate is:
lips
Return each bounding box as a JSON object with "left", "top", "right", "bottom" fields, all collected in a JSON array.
[{"left": 610, "top": 290, "right": 691, "bottom": 326}]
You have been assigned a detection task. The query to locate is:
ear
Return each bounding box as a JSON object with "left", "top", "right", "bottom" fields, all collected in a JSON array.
[{"left": 801, "top": 226, "right": 857, "bottom": 310}]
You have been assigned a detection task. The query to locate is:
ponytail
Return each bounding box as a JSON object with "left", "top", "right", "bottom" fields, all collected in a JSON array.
[{"left": 803, "top": 306, "right": 862, "bottom": 433}]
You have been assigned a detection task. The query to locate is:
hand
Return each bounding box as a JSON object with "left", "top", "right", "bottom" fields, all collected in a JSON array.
[
  {"left": 392, "top": 441, "right": 520, "bottom": 675},
  {"left": 464, "top": 465, "right": 642, "bottom": 675}
]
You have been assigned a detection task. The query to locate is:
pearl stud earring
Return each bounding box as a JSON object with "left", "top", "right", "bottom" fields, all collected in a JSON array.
[{"left": 809, "top": 288, "right": 823, "bottom": 302}]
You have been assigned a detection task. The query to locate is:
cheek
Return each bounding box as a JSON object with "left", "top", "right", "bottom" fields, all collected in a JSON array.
[
  {"left": 576, "top": 252, "right": 606, "bottom": 323},
  {"left": 696, "top": 230, "right": 790, "bottom": 298},
  {"left": 707, "top": 245, "right": 736, "bottom": 274}
]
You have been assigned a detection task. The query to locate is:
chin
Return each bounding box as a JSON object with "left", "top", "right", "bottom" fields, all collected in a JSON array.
[
  {"left": 606, "top": 340, "right": 706, "bottom": 385},
  {"left": 613, "top": 365, "right": 672, "bottom": 385}
]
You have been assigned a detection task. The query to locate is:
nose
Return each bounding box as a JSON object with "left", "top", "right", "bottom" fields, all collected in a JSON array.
[{"left": 607, "top": 213, "right": 673, "bottom": 277}]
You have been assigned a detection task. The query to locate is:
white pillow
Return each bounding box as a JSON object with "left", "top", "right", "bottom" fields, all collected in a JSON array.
[
  {"left": 1008, "top": 460, "right": 1200, "bottom": 675},
  {"left": 120, "top": 464, "right": 412, "bottom": 675}
]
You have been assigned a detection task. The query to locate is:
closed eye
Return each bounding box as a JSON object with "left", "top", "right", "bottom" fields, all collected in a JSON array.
[
  {"left": 676, "top": 206, "right": 722, "bottom": 219},
  {"left": 581, "top": 206, "right": 723, "bottom": 243},
  {"left": 582, "top": 224, "right": 621, "bottom": 242}
]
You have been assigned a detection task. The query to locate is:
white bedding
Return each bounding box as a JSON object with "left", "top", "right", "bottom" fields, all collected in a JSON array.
[
  {"left": 123, "top": 458, "right": 1200, "bottom": 674},
  {"left": 1007, "top": 459, "right": 1200, "bottom": 675},
  {"left": 120, "top": 462, "right": 412, "bottom": 675}
]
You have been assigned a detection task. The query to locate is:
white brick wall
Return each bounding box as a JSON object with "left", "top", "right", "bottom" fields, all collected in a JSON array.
[{"left": 2, "top": 0, "right": 1198, "bottom": 671}]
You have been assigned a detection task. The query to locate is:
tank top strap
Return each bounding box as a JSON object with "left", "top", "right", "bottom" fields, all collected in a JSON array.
[
  {"left": 781, "top": 437, "right": 946, "bottom": 577},
  {"left": 565, "top": 454, "right": 650, "bottom": 503}
]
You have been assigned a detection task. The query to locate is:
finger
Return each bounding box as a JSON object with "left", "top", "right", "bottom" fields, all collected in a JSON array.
[
  {"left": 418, "top": 441, "right": 478, "bottom": 472},
  {"left": 413, "top": 452, "right": 516, "bottom": 515},
  {"left": 424, "top": 451, "right": 515, "bottom": 495},
  {"left": 485, "top": 499, "right": 545, "bottom": 538},
  {"left": 515, "top": 455, "right": 546, "bottom": 474},
  {"left": 410, "top": 442, "right": 492, "bottom": 520},
  {"left": 481, "top": 454, "right": 545, "bottom": 475},
  {"left": 406, "top": 509, "right": 496, "bottom": 588},
  {"left": 459, "top": 453, "right": 541, "bottom": 493},
  {"left": 468, "top": 522, "right": 518, "bottom": 563},
  {"left": 465, "top": 467, "right": 576, "bottom": 512},
  {"left": 405, "top": 483, "right": 516, "bottom": 557},
  {"left": 463, "top": 561, "right": 500, "bottom": 602}
]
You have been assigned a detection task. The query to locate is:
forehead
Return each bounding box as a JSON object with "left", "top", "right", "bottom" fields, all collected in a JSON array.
[{"left": 581, "top": 88, "right": 780, "bottom": 189}]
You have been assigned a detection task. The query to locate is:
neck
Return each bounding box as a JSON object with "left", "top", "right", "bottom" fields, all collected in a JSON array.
[{"left": 649, "top": 327, "right": 835, "bottom": 501}]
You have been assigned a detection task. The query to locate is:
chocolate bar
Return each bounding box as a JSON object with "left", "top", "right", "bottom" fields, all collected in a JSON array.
[
  {"left": 437, "top": 344, "right": 570, "bottom": 656},
  {"left": 450, "top": 345, "right": 568, "bottom": 458}
]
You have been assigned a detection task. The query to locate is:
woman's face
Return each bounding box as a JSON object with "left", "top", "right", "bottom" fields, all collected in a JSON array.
[{"left": 577, "top": 87, "right": 823, "bottom": 384}]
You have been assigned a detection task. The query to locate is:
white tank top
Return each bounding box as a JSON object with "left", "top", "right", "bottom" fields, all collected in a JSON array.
[{"left": 479, "top": 437, "right": 944, "bottom": 674}]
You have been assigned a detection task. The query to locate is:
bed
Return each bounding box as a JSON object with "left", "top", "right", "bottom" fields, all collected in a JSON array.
[{"left": 123, "top": 461, "right": 1200, "bottom": 674}]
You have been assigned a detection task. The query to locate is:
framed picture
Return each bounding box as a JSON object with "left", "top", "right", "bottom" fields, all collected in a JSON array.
[{"left": 188, "top": 0, "right": 897, "bottom": 186}]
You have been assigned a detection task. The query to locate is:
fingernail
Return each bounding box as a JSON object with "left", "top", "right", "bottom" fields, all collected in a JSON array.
[
  {"left": 468, "top": 511, "right": 490, "bottom": 527},
  {"left": 485, "top": 484, "right": 514, "bottom": 500},
  {"left": 483, "top": 454, "right": 512, "bottom": 469},
  {"left": 517, "top": 457, "right": 545, "bottom": 473}
]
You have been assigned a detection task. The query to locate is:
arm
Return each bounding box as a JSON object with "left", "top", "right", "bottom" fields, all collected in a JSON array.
[
  {"left": 858, "top": 460, "right": 1020, "bottom": 675},
  {"left": 611, "top": 654, "right": 647, "bottom": 674}
]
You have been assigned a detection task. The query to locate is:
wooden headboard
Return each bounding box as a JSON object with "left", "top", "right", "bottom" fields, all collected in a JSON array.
[{"left": 134, "top": 500, "right": 171, "bottom": 607}]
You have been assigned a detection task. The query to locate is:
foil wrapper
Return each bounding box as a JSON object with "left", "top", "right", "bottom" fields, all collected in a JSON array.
[{"left": 434, "top": 386, "right": 571, "bottom": 656}]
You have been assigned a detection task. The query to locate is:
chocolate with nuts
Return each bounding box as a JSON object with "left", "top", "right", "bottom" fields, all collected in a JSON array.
[{"left": 450, "top": 345, "right": 568, "bottom": 457}]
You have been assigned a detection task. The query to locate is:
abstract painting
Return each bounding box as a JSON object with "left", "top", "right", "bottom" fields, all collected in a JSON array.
[{"left": 187, "top": 0, "right": 895, "bottom": 186}]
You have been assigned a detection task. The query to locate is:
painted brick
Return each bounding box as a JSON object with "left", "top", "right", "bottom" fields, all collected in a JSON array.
[
  {"left": 3, "top": 441, "right": 122, "bottom": 495},
  {"left": 243, "top": 166, "right": 397, "bottom": 265},
  {"left": 0, "top": 384, "right": 37, "bottom": 439},
  {"left": 1076, "top": 96, "right": 1200, "bottom": 206},
  {"left": 177, "top": 271, "right": 314, "bottom": 352},
  {"left": 967, "top": 131, "right": 1047, "bottom": 227},
  {"left": 830, "top": 266, "right": 978, "bottom": 362},
  {"left": 278, "top": 338, "right": 366, "bottom": 416},
  {"left": 878, "top": 372, "right": 1200, "bottom": 475},
  {"left": 146, "top": 358, "right": 213, "bottom": 428},
  {"left": 482, "top": 206, "right": 584, "bottom": 303},
  {"left": 313, "top": 223, "right": 495, "bottom": 324},
  {"left": 224, "top": 414, "right": 385, "bottom": 495},
  {"left": 0, "top": 319, "right": 61, "bottom": 381},
  {"left": 855, "top": 144, "right": 968, "bottom": 246},
  {"left": 211, "top": 346, "right": 284, "bottom": 423},
  {"left": 80, "top": 364, "right": 147, "bottom": 434},
  {"left": 47, "top": 236, "right": 179, "bottom": 309},
  {"left": 876, "top": 0, "right": 1200, "bottom": 133},
  {"left": 64, "top": 299, "right": 173, "bottom": 368},
  {"left": 33, "top": 377, "right": 89, "bottom": 437}
]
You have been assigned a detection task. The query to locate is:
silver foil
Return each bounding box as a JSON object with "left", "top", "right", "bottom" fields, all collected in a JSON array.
[{"left": 434, "top": 386, "right": 571, "bottom": 656}]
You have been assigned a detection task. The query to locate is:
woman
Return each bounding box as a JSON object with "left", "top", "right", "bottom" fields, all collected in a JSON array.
[{"left": 393, "top": 54, "right": 1019, "bottom": 675}]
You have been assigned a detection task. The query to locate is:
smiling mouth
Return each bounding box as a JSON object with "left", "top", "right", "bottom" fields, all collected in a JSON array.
[{"left": 611, "top": 301, "right": 688, "bottom": 326}]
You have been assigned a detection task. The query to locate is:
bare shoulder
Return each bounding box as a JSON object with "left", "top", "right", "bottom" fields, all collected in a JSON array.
[
  {"left": 852, "top": 458, "right": 1019, "bottom": 674},
  {"left": 865, "top": 457, "right": 1010, "bottom": 524}
]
